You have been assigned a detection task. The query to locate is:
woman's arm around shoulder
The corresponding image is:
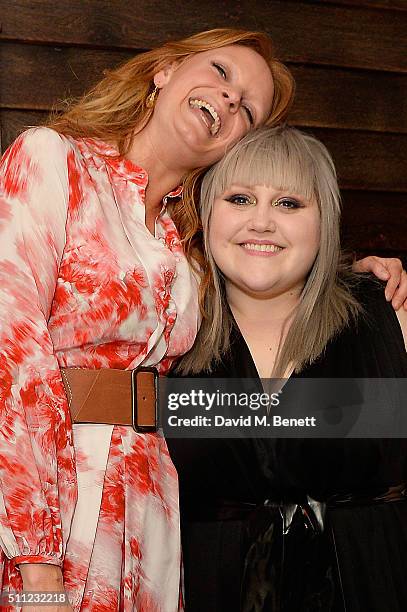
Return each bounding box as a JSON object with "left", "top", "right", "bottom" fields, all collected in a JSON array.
[{"left": 354, "top": 255, "right": 407, "bottom": 310}]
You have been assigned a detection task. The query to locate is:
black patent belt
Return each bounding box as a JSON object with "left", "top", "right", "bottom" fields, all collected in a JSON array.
[
  {"left": 327, "top": 482, "right": 406, "bottom": 508},
  {"left": 182, "top": 499, "right": 319, "bottom": 540},
  {"left": 183, "top": 482, "right": 407, "bottom": 523}
]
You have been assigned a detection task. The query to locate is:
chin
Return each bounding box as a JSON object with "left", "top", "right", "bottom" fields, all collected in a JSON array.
[
  {"left": 242, "top": 283, "right": 279, "bottom": 297},
  {"left": 179, "top": 133, "right": 218, "bottom": 164}
]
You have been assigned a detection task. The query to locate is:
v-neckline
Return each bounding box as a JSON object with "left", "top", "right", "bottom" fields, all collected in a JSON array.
[{"left": 228, "top": 313, "right": 295, "bottom": 386}]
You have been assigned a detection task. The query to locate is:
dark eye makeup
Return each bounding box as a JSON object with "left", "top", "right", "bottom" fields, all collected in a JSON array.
[
  {"left": 223, "top": 193, "right": 306, "bottom": 209},
  {"left": 225, "top": 194, "right": 256, "bottom": 206},
  {"left": 273, "top": 197, "right": 304, "bottom": 210}
]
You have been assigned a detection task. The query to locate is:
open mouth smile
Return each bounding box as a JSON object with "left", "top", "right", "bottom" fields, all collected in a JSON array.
[{"left": 189, "top": 98, "right": 221, "bottom": 136}]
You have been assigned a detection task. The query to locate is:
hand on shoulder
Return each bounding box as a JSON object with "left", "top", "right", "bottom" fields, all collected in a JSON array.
[{"left": 353, "top": 255, "right": 407, "bottom": 311}]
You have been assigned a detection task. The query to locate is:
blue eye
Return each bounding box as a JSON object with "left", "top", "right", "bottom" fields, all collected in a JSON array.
[
  {"left": 225, "top": 194, "right": 255, "bottom": 206},
  {"left": 213, "top": 62, "right": 227, "bottom": 79}
]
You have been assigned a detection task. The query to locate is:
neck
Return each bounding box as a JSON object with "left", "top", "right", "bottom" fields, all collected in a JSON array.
[
  {"left": 226, "top": 284, "right": 302, "bottom": 378},
  {"left": 127, "top": 123, "right": 188, "bottom": 212},
  {"left": 227, "top": 283, "right": 302, "bottom": 326}
]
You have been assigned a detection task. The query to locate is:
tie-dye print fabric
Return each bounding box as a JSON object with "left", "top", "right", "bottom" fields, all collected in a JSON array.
[{"left": 0, "top": 128, "right": 199, "bottom": 610}]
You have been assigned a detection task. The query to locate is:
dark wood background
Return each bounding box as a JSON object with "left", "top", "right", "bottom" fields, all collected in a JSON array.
[{"left": 1, "top": 0, "right": 406, "bottom": 263}]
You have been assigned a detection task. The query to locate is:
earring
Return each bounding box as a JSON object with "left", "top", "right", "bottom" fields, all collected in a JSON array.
[{"left": 146, "top": 85, "right": 158, "bottom": 108}]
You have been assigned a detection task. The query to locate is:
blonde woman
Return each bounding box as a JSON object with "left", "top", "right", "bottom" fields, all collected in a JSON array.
[{"left": 169, "top": 126, "right": 407, "bottom": 611}]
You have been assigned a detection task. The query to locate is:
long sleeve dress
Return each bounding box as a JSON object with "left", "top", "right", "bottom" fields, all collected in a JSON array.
[
  {"left": 0, "top": 127, "right": 200, "bottom": 611},
  {"left": 168, "top": 279, "right": 407, "bottom": 611}
]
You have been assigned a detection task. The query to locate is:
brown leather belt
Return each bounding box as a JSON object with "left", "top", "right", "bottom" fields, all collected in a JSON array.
[{"left": 61, "top": 367, "right": 158, "bottom": 432}]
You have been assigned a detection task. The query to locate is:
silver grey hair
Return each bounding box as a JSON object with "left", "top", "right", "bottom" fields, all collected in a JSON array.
[{"left": 178, "top": 125, "right": 360, "bottom": 376}]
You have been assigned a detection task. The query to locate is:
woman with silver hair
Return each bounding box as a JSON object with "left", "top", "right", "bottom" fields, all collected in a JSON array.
[{"left": 169, "top": 126, "right": 407, "bottom": 611}]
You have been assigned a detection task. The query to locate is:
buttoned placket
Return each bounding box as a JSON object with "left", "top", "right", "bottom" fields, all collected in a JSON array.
[{"left": 100, "top": 147, "right": 183, "bottom": 301}]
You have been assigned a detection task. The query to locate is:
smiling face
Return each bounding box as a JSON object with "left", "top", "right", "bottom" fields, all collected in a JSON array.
[
  {"left": 208, "top": 184, "right": 320, "bottom": 301},
  {"left": 152, "top": 45, "right": 274, "bottom": 169}
]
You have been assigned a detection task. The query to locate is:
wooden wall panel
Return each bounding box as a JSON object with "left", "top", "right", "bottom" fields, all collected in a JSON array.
[
  {"left": 341, "top": 190, "right": 407, "bottom": 256},
  {"left": 0, "top": 43, "right": 132, "bottom": 110},
  {"left": 303, "top": 129, "right": 407, "bottom": 192},
  {"left": 309, "top": 1, "right": 407, "bottom": 11},
  {"left": 1, "top": 1, "right": 406, "bottom": 72},
  {"left": 2, "top": 44, "right": 406, "bottom": 136},
  {"left": 289, "top": 66, "right": 407, "bottom": 133},
  {"left": 0, "top": 110, "right": 48, "bottom": 152}
]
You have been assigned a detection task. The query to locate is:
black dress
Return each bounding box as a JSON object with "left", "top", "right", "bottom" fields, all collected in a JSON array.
[{"left": 168, "top": 280, "right": 407, "bottom": 611}]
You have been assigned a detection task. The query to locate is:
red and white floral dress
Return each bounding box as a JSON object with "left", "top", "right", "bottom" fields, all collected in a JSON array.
[{"left": 0, "top": 128, "right": 199, "bottom": 611}]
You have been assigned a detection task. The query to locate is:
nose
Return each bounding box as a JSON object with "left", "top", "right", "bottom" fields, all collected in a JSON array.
[
  {"left": 222, "top": 87, "right": 241, "bottom": 111},
  {"left": 248, "top": 204, "right": 277, "bottom": 233}
]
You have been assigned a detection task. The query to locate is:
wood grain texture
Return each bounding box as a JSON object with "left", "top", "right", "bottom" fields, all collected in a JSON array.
[
  {"left": 0, "top": 43, "right": 133, "bottom": 111},
  {"left": 2, "top": 44, "right": 406, "bottom": 135},
  {"left": 0, "top": 110, "right": 48, "bottom": 151},
  {"left": 289, "top": 65, "right": 407, "bottom": 133},
  {"left": 299, "top": 128, "right": 407, "bottom": 192},
  {"left": 341, "top": 190, "right": 407, "bottom": 252},
  {"left": 308, "top": 0, "right": 407, "bottom": 12},
  {"left": 1, "top": 1, "right": 406, "bottom": 72}
]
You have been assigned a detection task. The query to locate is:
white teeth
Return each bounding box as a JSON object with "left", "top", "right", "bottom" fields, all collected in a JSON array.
[
  {"left": 241, "top": 243, "right": 283, "bottom": 252},
  {"left": 189, "top": 98, "right": 221, "bottom": 135}
]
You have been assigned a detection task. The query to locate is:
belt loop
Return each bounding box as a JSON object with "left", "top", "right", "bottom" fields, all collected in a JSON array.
[{"left": 131, "top": 367, "right": 158, "bottom": 432}]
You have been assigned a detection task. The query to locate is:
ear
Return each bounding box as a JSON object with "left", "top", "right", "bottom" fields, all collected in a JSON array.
[{"left": 153, "top": 61, "right": 180, "bottom": 88}]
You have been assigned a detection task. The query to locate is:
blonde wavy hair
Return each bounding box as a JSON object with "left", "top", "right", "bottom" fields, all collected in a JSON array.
[
  {"left": 48, "top": 28, "right": 295, "bottom": 269},
  {"left": 178, "top": 126, "right": 361, "bottom": 376}
]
